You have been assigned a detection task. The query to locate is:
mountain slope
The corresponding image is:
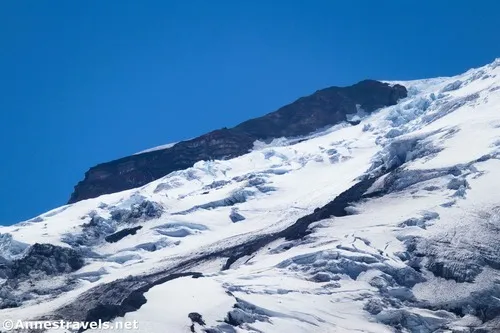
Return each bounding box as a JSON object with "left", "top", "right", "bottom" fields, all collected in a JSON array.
[
  {"left": 68, "top": 80, "right": 407, "bottom": 204},
  {"left": 1, "top": 59, "right": 500, "bottom": 332}
]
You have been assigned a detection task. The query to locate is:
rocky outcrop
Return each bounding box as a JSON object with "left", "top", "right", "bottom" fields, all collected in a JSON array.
[
  {"left": 104, "top": 226, "right": 143, "bottom": 243},
  {"left": 69, "top": 80, "right": 407, "bottom": 203},
  {"left": 10, "top": 243, "right": 84, "bottom": 278}
]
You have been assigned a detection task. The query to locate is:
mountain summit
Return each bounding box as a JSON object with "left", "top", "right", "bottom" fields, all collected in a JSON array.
[
  {"left": 68, "top": 80, "right": 407, "bottom": 203},
  {"left": 2, "top": 59, "right": 500, "bottom": 332}
]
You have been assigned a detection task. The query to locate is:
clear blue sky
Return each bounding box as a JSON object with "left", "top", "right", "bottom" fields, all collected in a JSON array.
[{"left": 1, "top": 1, "right": 499, "bottom": 225}]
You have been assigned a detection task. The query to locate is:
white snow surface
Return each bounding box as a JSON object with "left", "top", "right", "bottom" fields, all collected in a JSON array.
[
  {"left": 2, "top": 58, "right": 500, "bottom": 332},
  {"left": 134, "top": 142, "right": 179, "bottom": 155}
]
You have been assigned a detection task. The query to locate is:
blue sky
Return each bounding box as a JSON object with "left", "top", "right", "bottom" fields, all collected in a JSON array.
[{"left": 1, "top": 1, "right": 499, "bottom": 225}]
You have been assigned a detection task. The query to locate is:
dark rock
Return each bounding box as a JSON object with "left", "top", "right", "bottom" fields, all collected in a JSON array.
[
  {"left": 69, "top": 81, "right": 407, "bottom": 203},
  {"left": 11, "top": 243, "right": 84, "bottom": 277},
  {"left": 189, "top": 312, "right": 206, "bottom": 332},
  {"left": 104, "top": 226, "right": 142, "bottom": 243}
]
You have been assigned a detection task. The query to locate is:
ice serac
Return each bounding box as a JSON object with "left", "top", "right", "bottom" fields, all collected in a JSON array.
[{"left": 68, "top": 80, "right": 407, "bottom": 203}]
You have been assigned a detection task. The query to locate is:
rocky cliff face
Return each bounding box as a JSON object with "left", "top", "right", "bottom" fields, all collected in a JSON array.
[{"left": 68, "top": 80, "right": 407, "bottom": 203}]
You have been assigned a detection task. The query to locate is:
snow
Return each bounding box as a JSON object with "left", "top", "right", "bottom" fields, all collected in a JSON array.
[
  {"left": 134, "top": 142, "right": 179, "bottom": 155},
  {"left": 88, "top": 277, "right": 237, "bottom": 333},
  {"left": 2, "top": 59, "right": 500, "bottom": 332}
]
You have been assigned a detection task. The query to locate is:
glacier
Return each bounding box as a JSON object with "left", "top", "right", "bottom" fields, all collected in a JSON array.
[{"left": 1, "top": 59, "right": 500, "bottom": 332}]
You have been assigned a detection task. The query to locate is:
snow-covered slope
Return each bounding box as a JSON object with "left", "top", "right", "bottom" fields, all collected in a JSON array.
[{"left": 2, "top": 59, "right": 500, "bottom": 333}]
